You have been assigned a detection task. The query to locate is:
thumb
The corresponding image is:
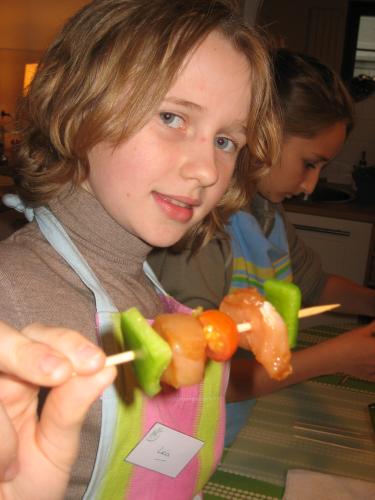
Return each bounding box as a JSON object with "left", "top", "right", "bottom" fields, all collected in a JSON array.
[{"left": 37, "top": 366, "right": 117, "bottom": 473}]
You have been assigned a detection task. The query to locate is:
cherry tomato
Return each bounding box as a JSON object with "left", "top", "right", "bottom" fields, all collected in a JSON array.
[{"left": 198, "top": 310, "right": 240, "bottom": 361}]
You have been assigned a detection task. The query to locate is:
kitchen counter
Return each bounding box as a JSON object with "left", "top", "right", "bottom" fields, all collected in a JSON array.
[
  {"left": 284, "top": 196, "right": 375, "bottom": 288},
  {"left": 283, "top": 198, "right": 375, "bottom": 224}
]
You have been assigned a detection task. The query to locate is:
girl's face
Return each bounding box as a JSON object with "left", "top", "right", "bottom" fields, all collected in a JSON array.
[
  {"left": 83, "top": 31, "right": 251, "bottom": 247},
  {"left": 257, "top": 121, "right": 347, "bottom": 203}
]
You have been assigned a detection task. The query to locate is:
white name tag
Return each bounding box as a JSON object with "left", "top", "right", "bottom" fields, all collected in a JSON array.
[{"left": 125, "top": 422, "right": 204, "bottom": 478}]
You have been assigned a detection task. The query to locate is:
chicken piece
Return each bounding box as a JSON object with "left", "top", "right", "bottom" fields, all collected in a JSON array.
[
  {"left": 220, "top": 288, "right": 292, "bottom": 380},
  {"left": 153, "top": 313, "right": 207, "bottom": 388}
]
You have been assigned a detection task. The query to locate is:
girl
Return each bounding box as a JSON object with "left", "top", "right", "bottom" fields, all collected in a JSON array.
[
  {"left": 149, "top": 49, "right": 375, "bottom": 446},
  {"left": 0, "top": 1, "right": 280, "bottom": 498}
]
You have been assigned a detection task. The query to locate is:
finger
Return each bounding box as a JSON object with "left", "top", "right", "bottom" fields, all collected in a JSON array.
[
  {"left": 22, "top": 324, "right": 105, "bottom": 375},
  {"left": 0, "top": 321, "right": 72, "bottom": 386},
  {"left": 356, "top": 321, "right": 375, "bottom": 334},
  {"left": 0, "top": 403, "right": 19, "bottom": 481},
  {"left": 37, "top": 366, "right": 117, "bottom": 472}
]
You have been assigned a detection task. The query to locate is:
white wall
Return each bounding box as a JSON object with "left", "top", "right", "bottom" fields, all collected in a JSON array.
[
  {"left": 325, "top": 93, "right": 375, "bottom": 185},
  {"left": 0, "top": 0, "right": 88, "bottom": 51},
  {"left": 0, "top": 0, "right": 88, "bottom": 118}
]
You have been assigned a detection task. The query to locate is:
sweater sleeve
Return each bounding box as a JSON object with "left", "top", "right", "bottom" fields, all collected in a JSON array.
[
  {"left": 148, "top": 237, "right": 232, "bottom": 309},
  {"left": 282, "top": 209, "right": 328, "bottom": 306}
]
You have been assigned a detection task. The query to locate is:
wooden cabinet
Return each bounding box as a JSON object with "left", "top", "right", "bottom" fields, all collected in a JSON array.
[{"left": 287, "top": 211, "right": 374, "bottom": 286}]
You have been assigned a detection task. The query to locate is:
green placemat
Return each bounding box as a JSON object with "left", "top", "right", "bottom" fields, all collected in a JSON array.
[
  {"left": 205, "top": 323, "right": 375, "bottom": 498},
  {"left": 204, "top": 470, "right": 283, "bottom": 499}
]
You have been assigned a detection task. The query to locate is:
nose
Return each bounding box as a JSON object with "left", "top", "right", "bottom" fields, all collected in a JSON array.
[
  {"left": 300, "top": 168, "right": 321, "bottom": 196},
  {"left": 180, "top": 140, "right": 219, "bottom": 187}
]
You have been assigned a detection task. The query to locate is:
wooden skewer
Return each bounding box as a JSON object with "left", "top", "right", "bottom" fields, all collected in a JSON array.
[
  {"left": 237, "top": 303, "right": 340, "bottom": 332},
  {"left": 105, "top": 350, "right": 137, "bottom": 367},
  {"left": 297, "top": 303, "right": 340, "bottom": 318},
  {"left": 104, "top": 303, "right": 341, "bottom": 367},
  {"left": 72, "top": 350, "right": 138, "bottom": 375}
]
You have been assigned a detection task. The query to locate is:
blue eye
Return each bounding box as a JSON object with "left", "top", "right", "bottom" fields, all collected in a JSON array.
[
  {"left": 304, "top": 161, "right": 317, "bottom": 170},
  {"left": 160, "top": 112, "right": 184, "bottom": 129},
  {"left": 215, "top": 136, "right": 236, "bottom": 153}
]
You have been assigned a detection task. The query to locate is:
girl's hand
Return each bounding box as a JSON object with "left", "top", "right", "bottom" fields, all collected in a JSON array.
[
  {"left": 325, "top": 320, "right": 375, "bottom": 381},
  {"left": 0, "top": 321, "right": 116, "bottom": 500}
]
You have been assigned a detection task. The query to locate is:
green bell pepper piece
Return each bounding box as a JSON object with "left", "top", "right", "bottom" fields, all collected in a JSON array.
[
  {"left": 264, "top": 279, "right": 301, "bottom": 348},
  {"left": 113, "top": 307, "right": 172, "bottom": 397}
]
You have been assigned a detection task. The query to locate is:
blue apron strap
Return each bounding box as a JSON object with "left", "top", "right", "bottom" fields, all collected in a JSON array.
[
  {"left": 34, "top": 206, "right": 117, "bottom": 313},
  {"left": 143, "top": 260, "right": 168, "bottom": 296},
  {"left": 30, "top": 205, "right": 120, "bottom": 500},
  {"left": 33, "top": 203, "right": 125, "bottom": 500}
]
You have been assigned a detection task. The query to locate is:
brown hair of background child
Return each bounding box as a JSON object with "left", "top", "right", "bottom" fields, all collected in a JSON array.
[
  {"left": 272, "top": 49, "right": 354, "bottom": 140},
  {"left": 15, "top": 0, "right": 281, "bottom": 248}
]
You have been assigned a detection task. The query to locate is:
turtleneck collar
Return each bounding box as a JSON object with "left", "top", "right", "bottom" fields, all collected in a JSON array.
[{"left": 47, "top": 185, "right": 153, "bottom": 266}]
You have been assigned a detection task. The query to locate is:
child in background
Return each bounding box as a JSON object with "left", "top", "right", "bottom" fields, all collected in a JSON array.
[
  {"left": 149, "top": 49, "right": 375, "bottom": 446},
  {"left": 0, "top": 1, "right": 281, "bottom": 498}
]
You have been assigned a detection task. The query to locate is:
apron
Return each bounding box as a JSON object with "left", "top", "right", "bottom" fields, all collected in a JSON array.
[
  {"left": 4, "top": 195, "right": 228, "bottom": 500},
  {"left": 228, "top": 210, "right": 293, "bottom": 294},
  {"left": 225, "top": 210, "right": 293, "bottom": 446}
]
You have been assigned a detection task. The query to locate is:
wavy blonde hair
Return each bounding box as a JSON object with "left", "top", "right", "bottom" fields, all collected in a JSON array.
[{"left": 15, "top": 0, "right": 281, "bottom": 249}]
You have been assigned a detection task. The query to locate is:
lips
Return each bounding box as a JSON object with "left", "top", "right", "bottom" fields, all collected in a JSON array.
[
  {"left": 153, "top": 192, "right": 198, "bottom": 223},
  {"left": 163, "top": 196, "right": 191, "bottom": 208}
]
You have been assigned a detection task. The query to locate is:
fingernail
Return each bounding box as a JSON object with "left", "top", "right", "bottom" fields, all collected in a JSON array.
[
  {"left": 3, "top": 460, "right": 19, "bottom": 481},
  {"left": 76, "top": 344, "right": 102, "bottom": 366},
  {"left": 39, "top": 353, "right": 66, "bottom": 375}
]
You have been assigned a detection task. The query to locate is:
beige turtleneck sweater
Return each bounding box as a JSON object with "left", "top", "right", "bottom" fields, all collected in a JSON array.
[{"left": 0, "top": 186, "right": 163, "bottom": 498}]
